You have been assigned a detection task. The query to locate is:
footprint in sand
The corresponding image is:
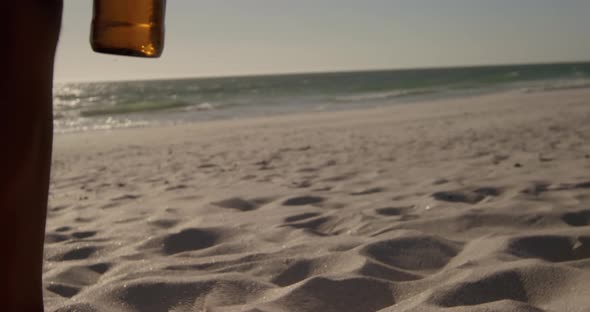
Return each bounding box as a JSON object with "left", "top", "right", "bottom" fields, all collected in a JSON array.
[
  {"left": 361, "top": 235, "right": 461, "bottom": 272},
  {"left": 350, "top": 187, "right": 385, "bottom": 196},
  {"left": 375, "top": 206, "right": 412, "bottom": 216},
  {"left": 45, "top": 233, "right": 69, "bottom": 244},
  {"left": 428, "top": 270, "right": 528, "bottom": 308},
  {"left": 433, "top": 191, "right": 485, "bottom": 204},
  {"left": 148, "top": 218, "right": 179, "bottom": 229},
  {"left": 212, "top": 197, "right": 274, "bottom": 212},
  {"left": 282, "top": 215, "right": 334, "bottom": 235},
  {"left": 283, "top": 196, "right": 325, "bottom": 206},
  {"left": 433, "top": 187, "right": 501, "bottom": 204},
  {"left": 508, "top": 235, "right": 590, "bottom": 262},
  {"left": 275, "top": 276, "right": 395, "bottom": 312},
  {"left": 110, "top": 194, "right": 141, "bottom": 201},
  {"left": 46, "top": 262, "right": 112, "bottom": 299},
  {"left": 46, "top": 284, "right": 81, "bottom": 298},
  {"left": 158, "top": 228, "right": 220, "bottom": 255},
  {"left": 51, "top": 246, "right": 100, "bottom": 261},
  {"left": 88, "top": 262, "right": 112, "bottom": 274},
  {"left": 575, "top": 181, "right": 590, "bottom": 189},
  {"left": 562, "top": 210, "right": 590, "bottom": 227},
  {"left": 55, "top": 226, "right": 73, "bottom": 232},
  {"left": 71, "top": 231, "right": 97, "bottom": 239},
  {"left": 50, "top": 205, "right": 69, "bottom": 212}
]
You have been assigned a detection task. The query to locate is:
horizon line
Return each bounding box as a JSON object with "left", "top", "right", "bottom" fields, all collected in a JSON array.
[{"left": 55, "top": 59, "right": 590, "bottom": 84}]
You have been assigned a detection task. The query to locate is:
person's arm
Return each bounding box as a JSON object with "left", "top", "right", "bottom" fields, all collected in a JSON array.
[{"left": 0, "top": 1, "right": 62, "bottom": 310}]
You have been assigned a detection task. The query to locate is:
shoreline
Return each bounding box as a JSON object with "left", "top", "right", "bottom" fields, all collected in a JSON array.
[
  {"left": 53, "top": 88, "right": 590, "bottom": 147},
  {"left": 55, "top": 85, "right": 590, "bottom": 136},
  {"left": 53, "top": 62, "right": 590, "bottom": 134}
]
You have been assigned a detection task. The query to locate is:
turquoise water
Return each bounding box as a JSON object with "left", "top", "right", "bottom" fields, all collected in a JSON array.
[{"left": 53, "top": 62, "right": 590, "bottom": 132}]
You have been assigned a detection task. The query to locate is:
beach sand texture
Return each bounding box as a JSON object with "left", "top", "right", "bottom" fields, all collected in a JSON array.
[{"left": 45, "top": 89, "right": 590, "bottom": 312}]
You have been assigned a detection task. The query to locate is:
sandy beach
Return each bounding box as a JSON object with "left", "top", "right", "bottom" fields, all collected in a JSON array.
[{"left": 44, "top": 89, "right": 590, "bottom": 312}]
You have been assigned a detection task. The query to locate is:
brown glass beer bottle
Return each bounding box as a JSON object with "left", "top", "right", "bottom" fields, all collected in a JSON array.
[{"left": 91, "top": 0, "right": 167, "bottom": 58}]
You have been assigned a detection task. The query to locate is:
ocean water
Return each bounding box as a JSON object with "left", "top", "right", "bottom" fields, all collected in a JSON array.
[{"left": 53, "top": 62, "right": 590, "bottom": 133}]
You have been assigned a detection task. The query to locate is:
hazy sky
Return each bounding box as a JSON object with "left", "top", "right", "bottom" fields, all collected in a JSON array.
[{"left": 54, "top": 0, "right": 590, "bottom": 82}]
